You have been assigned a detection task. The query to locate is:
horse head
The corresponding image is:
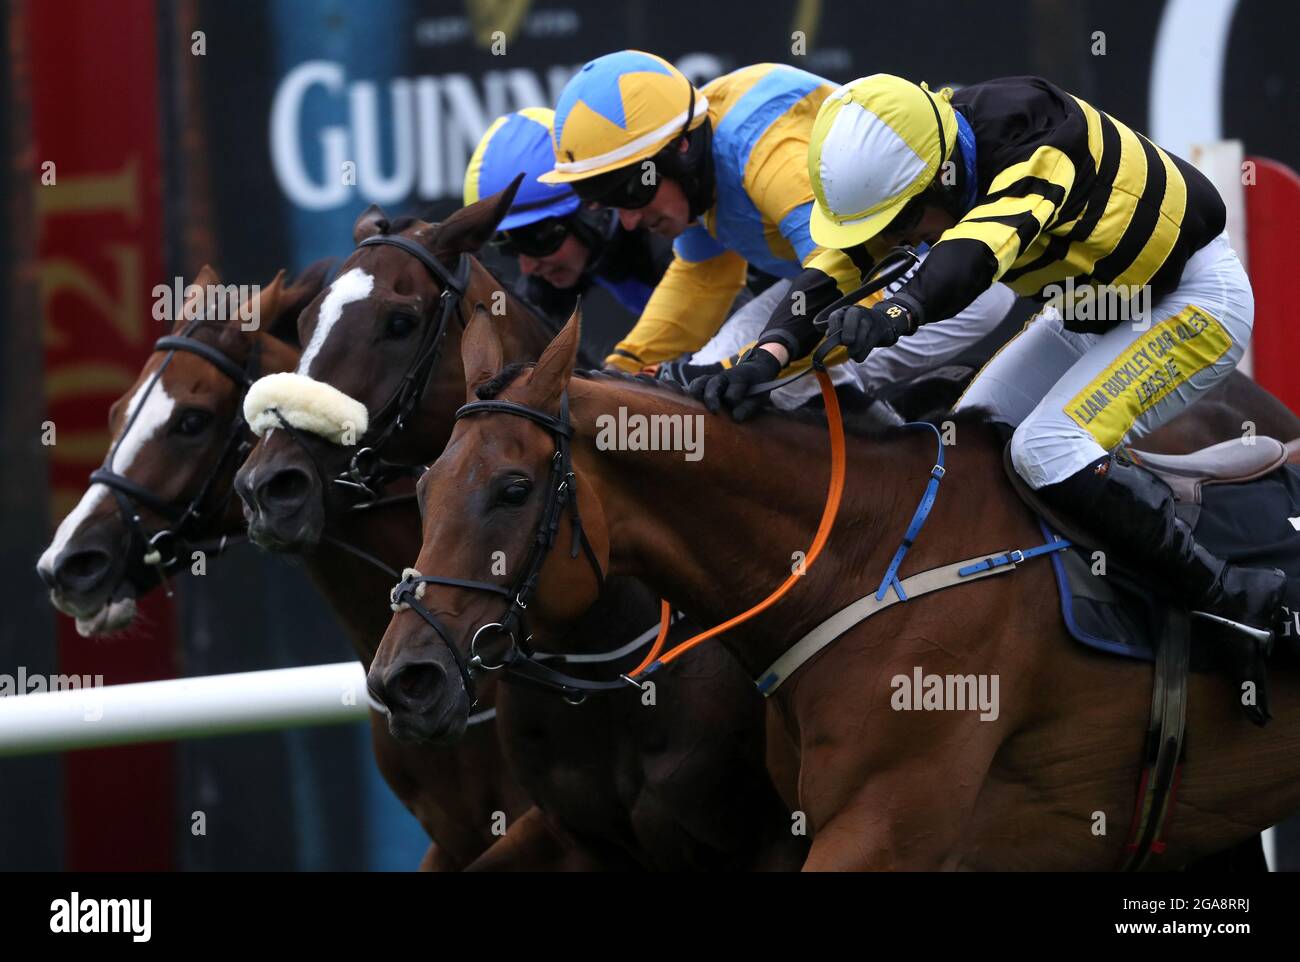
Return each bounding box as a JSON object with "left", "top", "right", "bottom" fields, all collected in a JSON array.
[
  {"left": 369, "top": 306, "right": 611, "bottom": 742},
  {"left": 235, "top": 176, "right": 546, "bottom": 552},
  {"left": 35, "top": 264, "right": 321, "bottom": 635}
]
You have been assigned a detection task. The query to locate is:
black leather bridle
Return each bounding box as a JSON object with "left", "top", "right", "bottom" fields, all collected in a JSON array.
[
  {"left": 388, "top": 392, "right": 641, "bottom": 705},
  {"left": 327, "top": 234, "right": 472, "bottom": 504},
  {"left": 89, "top": 322, "right": 259, "bottom": 584}
]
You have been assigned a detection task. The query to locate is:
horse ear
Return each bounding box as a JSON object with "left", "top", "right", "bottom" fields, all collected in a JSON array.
[
  {"left": 462, "top": 304, "right": 504, "bottom": 400},
  {"left": 270, "top": 258, "right": 334, "bottom": 344},
  {"left": 176, "top": 265, "right": 221, "bottom": 331},
  {"left": 353, "top": 204, "right": 390, "bottom": 244},
  {"left": 525, "top": 303, "right": 581, "bottom": 408},
  {"left": 430, "top": 173, "right": 524, "bottom": 258},
  {"left": 247, "top": 269, "right": 287, "bottom": 332}
]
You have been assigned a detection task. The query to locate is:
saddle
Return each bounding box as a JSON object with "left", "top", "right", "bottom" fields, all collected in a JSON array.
[{"left": 1003, "top": 435, "right": 1300, "bottom": 672}]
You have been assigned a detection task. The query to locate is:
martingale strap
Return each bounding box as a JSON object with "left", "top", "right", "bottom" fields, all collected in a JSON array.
[{"left": 874, "top": 421, "right": 946, "bottom": 602}]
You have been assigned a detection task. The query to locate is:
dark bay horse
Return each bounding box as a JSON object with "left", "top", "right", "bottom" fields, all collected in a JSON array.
[
  {"left": 234, "top": 191, "right": 808, "bottom": 870},
  {"left": 378, "top": 308, "right": 1300, "bottom": 870},
  {"left": 35, "top": 265, "right": 527, "bottom": 871}
]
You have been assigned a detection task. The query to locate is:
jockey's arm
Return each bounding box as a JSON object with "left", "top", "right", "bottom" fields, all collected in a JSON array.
[
  {"left": 603, "top": 244, "right": 747, "bottom": 372},
  {"left": 757, "top": 147, "right": 1073, "bottom": 364},
  {"left": 750, "top": 242, "right": 889, "bottom": 366},
  {"left": 881, "top": 150, "right": 1075, "bottom": 328}
]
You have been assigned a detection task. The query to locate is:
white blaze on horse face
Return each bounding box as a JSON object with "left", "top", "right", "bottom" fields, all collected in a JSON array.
[
  {"left": 38, "top": 376, "right": 177, "bottom": 571},
  {"left": 298, "top": 267, "right": 374, "bottom": 376}
]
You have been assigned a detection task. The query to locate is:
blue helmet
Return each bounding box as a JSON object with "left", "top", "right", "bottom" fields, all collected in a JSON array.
[{"left": 464, "top": 108, "right": 580, "bottom": 230}]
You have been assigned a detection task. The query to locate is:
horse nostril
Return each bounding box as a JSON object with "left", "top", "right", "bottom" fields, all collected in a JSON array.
[
  {"left": 389, "top": 660, "right": 447, "bottom": 713},
  {"left": 53, "top": 548, "right": 113, "bottom": 594},
  {"left": 258, "top": 467, "right": 312, "bottom": 512},
  {"left": 37, "top": 563, "right": 57, "bottom": 590}
]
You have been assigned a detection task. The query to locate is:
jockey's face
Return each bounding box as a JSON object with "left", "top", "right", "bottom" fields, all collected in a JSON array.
[
  {"left": 881, "top": 204, "right": 958, "bottom": 248},
  {"left": 517, "top": 233, "right": 590, "bottom": 289},
  {"left": 616, "top": 175, "right": 690, "bottom": 239}
]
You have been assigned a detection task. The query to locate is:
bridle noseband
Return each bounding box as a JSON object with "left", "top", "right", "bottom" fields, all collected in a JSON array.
[
  {"left": 89, "top": 322, "right": 259, "bottom": 584},
  {"left": 388, "top": 392, "right": 638, "bottom": 705}
]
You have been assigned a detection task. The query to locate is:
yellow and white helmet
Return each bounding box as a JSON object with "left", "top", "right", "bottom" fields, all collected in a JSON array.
[{"left": 808, "top": 74, "right": 958, "bottom": 249}]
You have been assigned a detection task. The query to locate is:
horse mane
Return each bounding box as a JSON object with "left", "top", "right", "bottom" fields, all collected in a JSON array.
[{"left": 477, "top": 363, "right": 1003, "bottom": 442}]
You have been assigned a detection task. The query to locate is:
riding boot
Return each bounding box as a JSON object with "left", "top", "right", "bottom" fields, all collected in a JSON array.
[{"left": 1036, "top": 453, "right": 1287, "bottom": 725}]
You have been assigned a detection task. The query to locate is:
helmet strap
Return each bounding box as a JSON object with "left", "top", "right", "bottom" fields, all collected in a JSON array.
[{"left": 666, "top": 78, "right": 715, "bottom": 222}]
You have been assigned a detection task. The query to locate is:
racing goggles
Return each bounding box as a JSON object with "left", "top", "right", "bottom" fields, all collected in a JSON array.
[
  {"left": 492, "top": 217, "right": 572, "bottom": 258},
  {"left": 571, "top": 163, "right": 662, "bottom": 210}
]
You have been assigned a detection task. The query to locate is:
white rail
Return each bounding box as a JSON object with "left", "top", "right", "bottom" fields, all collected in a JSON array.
[{"left": 0, "top": 662, "right": 371, "bottom": 757}]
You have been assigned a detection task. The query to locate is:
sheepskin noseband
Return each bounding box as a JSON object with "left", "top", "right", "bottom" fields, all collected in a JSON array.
[{"left": 243, "top": 372, "right": 370, "bottom": 446}]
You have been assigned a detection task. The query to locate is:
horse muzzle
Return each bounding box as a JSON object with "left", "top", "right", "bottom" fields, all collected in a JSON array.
[{"left": 367, "top": 644, "right": 470, "bottom": 744}]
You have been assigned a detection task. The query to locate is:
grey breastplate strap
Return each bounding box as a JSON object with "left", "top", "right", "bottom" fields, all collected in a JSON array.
[{"left": 755, "top": 542, "right": 1068, "bottom": 695}]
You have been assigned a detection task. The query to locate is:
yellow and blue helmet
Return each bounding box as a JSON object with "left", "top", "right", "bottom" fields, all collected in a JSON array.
[
  {"left": 463, "top": 107, "right": 579, "bottom": 230},
  {"left": 538, "top": 50, "right": 708, "bottom": 185}
]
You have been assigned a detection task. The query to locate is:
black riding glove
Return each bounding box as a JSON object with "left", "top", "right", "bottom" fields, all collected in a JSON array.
[
  {"left": 689, "top": 347, "right": 783, "bottom": 422},
  {"left": 826, "top": 298, "right": 916, "bottom": 363},
  {"left": 654, "top": 358, "right": 723, "bottom": 386}
]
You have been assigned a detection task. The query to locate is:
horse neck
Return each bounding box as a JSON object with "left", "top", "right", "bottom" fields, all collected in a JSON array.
[
  {"left": 406, "top": 259, "right": 558, "bottom": 463},
  {"left": 303, "top": 501, "right": 423, "bottom": 667},
  {"left": 567, "top": 377, "right": 980, "bottom": 678},
  {"left": 466, "top": 258, "right": 555, "bottom": 359}
]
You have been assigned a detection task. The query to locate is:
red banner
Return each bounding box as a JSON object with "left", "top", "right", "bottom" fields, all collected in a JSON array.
[
  {"left": 1246, "top": 156, "right": 1300, "bottom": 417},
  {"left": 29, "top": 0, "right": 176, "bottom": 870}
]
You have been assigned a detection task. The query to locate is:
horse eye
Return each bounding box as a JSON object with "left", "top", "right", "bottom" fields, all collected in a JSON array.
[
  {"left": 386, "top": 312, "right": 419, "bottom": 338},
  {"left": 174, "top": 409, "right": 213, "bottom": 437},
  {"left": 498, "top": 479, "right": 531, "bottom": 506}
]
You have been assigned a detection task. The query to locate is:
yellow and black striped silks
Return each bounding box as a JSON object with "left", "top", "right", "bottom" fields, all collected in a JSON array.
[{"left": 901, "top": 76, "right": 1226, "bottom": 332}]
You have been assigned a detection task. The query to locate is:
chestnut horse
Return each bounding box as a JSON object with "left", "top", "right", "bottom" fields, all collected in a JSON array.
[
  {"left": 234, "top": 192, "right": 808, "bottom": 870},
  {"left": 35, "top": 265, "right": 527, "bottom": 870},
  {"left": 376, "top": 308, "right": 1300, "bottom": 870}
]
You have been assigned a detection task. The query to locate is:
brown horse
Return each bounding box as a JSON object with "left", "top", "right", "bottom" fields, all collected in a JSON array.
[
  {"left": 234, "top": 193, "right": 808, "bottom": 870},
  {"left": 377, "top": 307, "right": 1300, "bottom": 870},
  {"left": 35, "top": 265, "right": 527, "bottom": 871}
]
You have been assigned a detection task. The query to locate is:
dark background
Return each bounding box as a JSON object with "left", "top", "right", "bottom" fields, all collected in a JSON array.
[{"left": 3, "top": 0, "right": 1299, "bottom": 870}]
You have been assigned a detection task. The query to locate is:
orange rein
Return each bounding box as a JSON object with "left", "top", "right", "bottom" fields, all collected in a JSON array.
[{"left": 627, "top": 368, "right": 847, "bottom": 677}]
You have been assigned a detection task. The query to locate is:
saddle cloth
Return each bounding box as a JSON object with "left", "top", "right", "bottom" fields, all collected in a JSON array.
[{"left": 1012, "top": 438, "right": 1300, "bottom": 665}]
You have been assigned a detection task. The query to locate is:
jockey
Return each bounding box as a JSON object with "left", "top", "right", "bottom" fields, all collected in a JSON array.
[
  {"left": 700, "top": 73, "right": 1290, "bottom": 644},
  {"left": 465, "top": 107, "right": 672, "bottom": 323},
  {"left": 539, "top": 51, "right": 1011, "bottom": 409}
]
